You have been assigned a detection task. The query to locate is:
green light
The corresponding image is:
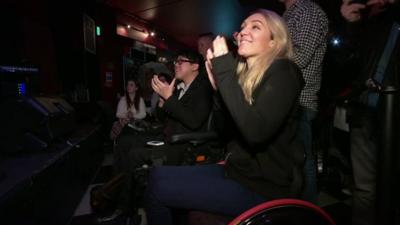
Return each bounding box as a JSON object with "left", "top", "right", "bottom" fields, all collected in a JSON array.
[{"left": 96, "top": 26, "right": 101, "bottom": 36}]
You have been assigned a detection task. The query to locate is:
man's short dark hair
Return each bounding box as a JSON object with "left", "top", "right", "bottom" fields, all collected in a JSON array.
[{"left": 177, "top": 49, "right": 202, "bottom": 65}]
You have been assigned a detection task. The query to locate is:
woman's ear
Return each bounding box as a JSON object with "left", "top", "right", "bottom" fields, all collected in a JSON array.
[{"left": 268, "top": 40, "right": 276, "bottom": 48}]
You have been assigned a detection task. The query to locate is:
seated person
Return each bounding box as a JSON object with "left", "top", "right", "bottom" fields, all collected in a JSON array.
[
  {"left": 116, "top": 77, "right": 146, "bottom": 127},
  {"left": 100, "top": 78, "right": 147, "bottom": 221},
  {"left": 126, "top": 49, "right": 214, "bottom": 168},
  {"left": 106, "top": 50, "right": 213, "bottom": 219},
  {"left": 114, "top": 78, "right": 146, "bottom": 172},
  {"left": 144, "top": 9, "right": 305, "bottom": 225}
]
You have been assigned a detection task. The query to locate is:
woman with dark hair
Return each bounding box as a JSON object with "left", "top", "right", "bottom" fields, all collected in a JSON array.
[
  {"left": 101, "top": 78, "right": 146, "bottom": 221},
  {"left": 144, "top": 9, "right": 305, "bottom": 225},
  {"left": 116, "top": 78, "right": 146, "bottom": 126}
]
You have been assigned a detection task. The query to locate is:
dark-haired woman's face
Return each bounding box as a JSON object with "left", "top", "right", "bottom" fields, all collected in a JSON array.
[{"left": 126, "top": 81, "right": 138, "bottom": 94}]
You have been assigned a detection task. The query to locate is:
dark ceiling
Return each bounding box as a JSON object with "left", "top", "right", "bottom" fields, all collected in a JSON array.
[
  {"left": 105, "top": 0, "right": 341, "bottom": 48},
  {"left": 105, "top": 0, "right": 288, "bottom": 48}
]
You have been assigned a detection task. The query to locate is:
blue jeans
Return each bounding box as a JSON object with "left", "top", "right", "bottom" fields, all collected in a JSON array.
[
  {"left": 298, "top": 108, "right": 318, "bottom": 203},
  {"left": 144, "top": 164, "right": 267, "bottom": 225}
]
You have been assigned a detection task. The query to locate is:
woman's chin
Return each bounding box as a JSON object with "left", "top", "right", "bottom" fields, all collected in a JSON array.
[{"left": 237, "top": 49, "right": 248, "bottom": 58}]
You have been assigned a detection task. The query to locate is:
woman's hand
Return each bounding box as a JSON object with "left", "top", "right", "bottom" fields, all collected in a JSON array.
[
  {"left": 212, "top": 35, "right": 229, "bottom": 57},
  {"left": 151, "top": 75, "right": 176, "bottom": 100},
  {"left": 127, "top": 111, "right": 134, "bottom": 119},
  {"left": 205, "top": 35, "right": 229, "bottom": 91},
  {"left": 119, "top": 117, "right": 130, "bottom": 126}
]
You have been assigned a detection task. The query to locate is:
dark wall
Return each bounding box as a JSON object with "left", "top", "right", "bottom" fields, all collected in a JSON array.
[
  {"left": 0, "top": 0, "right": 136, "bottom": 104},
  {"left": 0, "top": 2, "right": 22, "bottom": 64},
  {"left": 94, "top": 4, "right": 134, "bottom": 106},
  {"left": 0, "top": 0, "right": 60, "bottom": 94},
  {"left": 47, "top": 0, "right": 85, "bottom": 95}
]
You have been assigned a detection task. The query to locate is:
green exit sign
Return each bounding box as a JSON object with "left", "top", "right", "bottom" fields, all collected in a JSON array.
[{"left": 96, "top": 26, "right": 101, "bottom": 36}]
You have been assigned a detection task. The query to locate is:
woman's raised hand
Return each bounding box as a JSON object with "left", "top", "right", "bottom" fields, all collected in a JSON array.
[
  {"left": 205, "top": 35, "right": 229, "bottom": 90},
  {"left": 212, "top": 35, "right": 229, "bottom": 57}
]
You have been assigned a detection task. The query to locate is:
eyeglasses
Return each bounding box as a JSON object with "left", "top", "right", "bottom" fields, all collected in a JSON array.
[{"left": 173, "top": 59, "right": 195, "bottom": 65}]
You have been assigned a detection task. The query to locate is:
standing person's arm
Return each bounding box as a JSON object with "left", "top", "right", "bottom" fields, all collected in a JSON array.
[
  {"left": 211, "top": 53, "right": 303, "bottom": 148},
  {"left": 340, "top": 0, "right": 365, "bottom": 46},
  {"left": 339, "top": 0, "right": 370, "bottom": 98}
]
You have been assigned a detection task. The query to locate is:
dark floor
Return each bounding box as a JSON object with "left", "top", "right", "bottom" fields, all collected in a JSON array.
[{"left": 0, "top": 124, "right": 105, "bottom": 225}]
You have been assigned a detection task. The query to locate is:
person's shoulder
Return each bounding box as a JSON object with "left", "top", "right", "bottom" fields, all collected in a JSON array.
[
  {"left": 300, "top": 0, "right": 319, "bottom": 8},
  {"left": 298, "top": 0, "right": 327, "bottom": 16},
  {"left": 270, "top": 58, "right": 298, "bottom": 71},
  {"left": 119, "top": 96, "right": 127, "bottom": 102},
  {"left": 269, "top": 58, "right": 303, "bottom": 82},
  {"left": 308, "top": 0, "right": 327, "bottom": 16}
]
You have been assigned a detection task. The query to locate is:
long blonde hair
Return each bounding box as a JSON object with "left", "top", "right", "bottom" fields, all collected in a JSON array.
[{"left": 237, "top": 9, "right": 293, "bottom": 104}]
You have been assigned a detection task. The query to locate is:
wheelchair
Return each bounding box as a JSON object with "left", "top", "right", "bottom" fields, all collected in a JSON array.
[{"left": 187, "top": 199, "right": 335, "bottom": 225}]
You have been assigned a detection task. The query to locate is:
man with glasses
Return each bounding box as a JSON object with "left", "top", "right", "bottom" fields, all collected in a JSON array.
[
  {"left": 151, "top": 50, "right": 213, "bottom": 145},
  {"left": 115, "top": 50, "right": 212, "bottom": 165},
  {"left": 122, "top": 50, "right": 213, "bottom": 168},
  {"left": 126, "top": 49, "right": 213, "bottom": 169}
]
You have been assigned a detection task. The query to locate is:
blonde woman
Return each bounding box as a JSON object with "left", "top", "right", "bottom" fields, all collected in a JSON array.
[{"left": 144, "top": 9, "right": 304, "bottom": 225}]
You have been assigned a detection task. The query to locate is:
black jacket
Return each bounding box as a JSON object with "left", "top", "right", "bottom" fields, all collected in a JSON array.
[
  {"left": 212, "top": 53, "right": 305, "bottom": 199},
  {"left": 156, "top": 73, "right": 213, "bottom": 140},
  {"left": 344, "top": 3, "right": 400, "bottom": 103}
]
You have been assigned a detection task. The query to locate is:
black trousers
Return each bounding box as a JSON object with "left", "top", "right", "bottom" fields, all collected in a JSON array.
[{"left": 113, "top": 131, "right": 188, "bottom": 212}]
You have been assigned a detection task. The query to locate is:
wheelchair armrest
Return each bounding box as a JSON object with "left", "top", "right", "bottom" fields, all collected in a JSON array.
[{"left": 168, "top": 131, "right": 218, "bottom": 145}]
